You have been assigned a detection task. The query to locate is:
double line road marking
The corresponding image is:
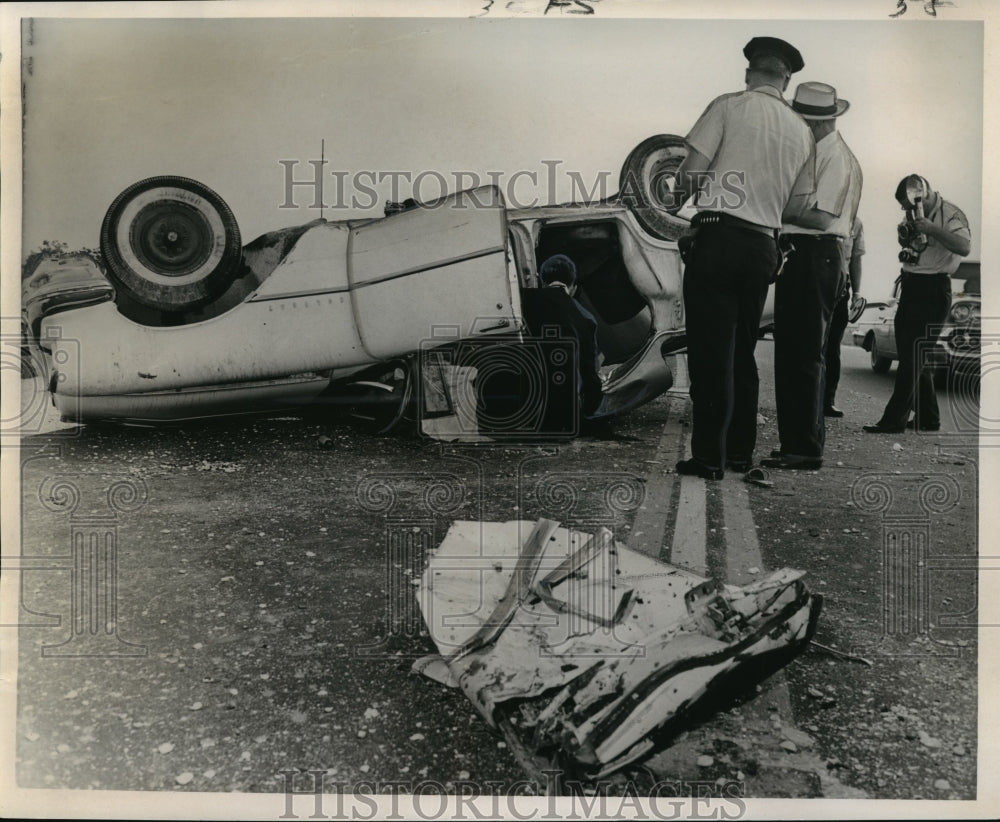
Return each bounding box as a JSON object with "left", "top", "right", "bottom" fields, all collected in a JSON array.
[
  {"left": 628, "top": 387, "right": 797, "bottom": 741},
  {"left": 626, "top": 361, "right": 863, "bottom": 796}
]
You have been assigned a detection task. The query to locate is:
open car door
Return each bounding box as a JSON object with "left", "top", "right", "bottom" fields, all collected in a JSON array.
[{"left": 348, "top": 186, "right": 521, "bottom": 360}]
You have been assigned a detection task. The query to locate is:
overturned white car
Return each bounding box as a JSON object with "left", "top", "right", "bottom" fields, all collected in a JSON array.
[{"left": 22, "top": 136, "right": 765, "bottom": 434}]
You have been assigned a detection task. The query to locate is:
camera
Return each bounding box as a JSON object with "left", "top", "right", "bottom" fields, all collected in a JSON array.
[
  {"left": 417, "top": 325, "right": 580, "bottom": 441},
  {"left": 897, "top": 195, "right": 928, "bottom": 264}
]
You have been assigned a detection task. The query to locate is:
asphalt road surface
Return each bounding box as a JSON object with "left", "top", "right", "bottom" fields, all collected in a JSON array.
[{"left": 10, "top": 340, "right": 982, "bottom": 811}]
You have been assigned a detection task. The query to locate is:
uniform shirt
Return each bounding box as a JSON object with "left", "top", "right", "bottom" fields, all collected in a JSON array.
[
  {"left": 902, "top": 197, "right": 971, "bottom": 276},
  {"left": 783, "top": 131, "right": 862, "bottom": 238},
  {"left": 685, "top": 85, "right": 815, "bottom": 229}
]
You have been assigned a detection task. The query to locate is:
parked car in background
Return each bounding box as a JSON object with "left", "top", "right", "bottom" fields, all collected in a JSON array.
[{"left": 851, "top": 261, "right": 981, "bottom": 383}]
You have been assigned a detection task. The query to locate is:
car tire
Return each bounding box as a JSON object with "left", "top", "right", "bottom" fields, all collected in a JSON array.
[
  {"left": 100, "top": 176, "right": 242, "bottom": 313},
  {"left": 618, "top": 135, "right": 689, "bottom": 241},
  {"left": 870, "top": 336, "right": 893, "bottom": 373}
]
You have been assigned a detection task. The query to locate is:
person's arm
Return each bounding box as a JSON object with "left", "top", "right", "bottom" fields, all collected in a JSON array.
[
  {"left": 785, "top": 206, "right": 836, "bottom": 231},
  {"left": 674, "top": 147, "right": 711, "bottom": 211},
  {"left": 781, "top": 192, "right": 810, "bottom": 223},
  {"left": 849, "top": 220, "right": 865, "bottom": 296},
  {"left": 848, "top": 246, "right": 863, "bottom": 295},
  {"left": 785, "top": 146, "right": 845, "bottom": 231},
  {"left": 781, "top": 140, "right": 817, "bottom": 224},
  {"left": 676, "top": 95, "right": 726, "bottom": 211},
  {"left": 913, "top": 217, "right": 971, "bottom": 257}
]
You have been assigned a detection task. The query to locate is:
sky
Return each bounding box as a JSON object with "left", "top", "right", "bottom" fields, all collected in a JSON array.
[{"left": 14, "top": 12, "right": 985, "bottom": 300}]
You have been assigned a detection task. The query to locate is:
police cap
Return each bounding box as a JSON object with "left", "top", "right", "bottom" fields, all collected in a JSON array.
[{"left": 743, "top": 37, "right": 804, "bottom": 74}]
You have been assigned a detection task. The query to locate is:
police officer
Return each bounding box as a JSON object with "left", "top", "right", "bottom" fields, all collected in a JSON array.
[
  {"left": 763, "top": 81, "right": 863, "bottom": 471},
  {"left": 673, "top": 37, "right": 815, "bottom": 480}
]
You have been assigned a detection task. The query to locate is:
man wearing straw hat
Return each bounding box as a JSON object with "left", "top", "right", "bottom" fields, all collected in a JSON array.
[
  {"left": 763, "top": 81, "right": 863, "bottom": 470},
  {"left": 671, "top": 36, "right": 815, "bottom": 481}
]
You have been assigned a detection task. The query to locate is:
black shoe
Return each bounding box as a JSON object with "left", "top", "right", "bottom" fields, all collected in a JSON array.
[
  {"left": 676, "top": 458, "right": 724, "bottom": 481},
  {"left": 726, "top": 457, "right": 753, "bottom": 473},
  {"left": 863, "top": 424, "right": 905, "bottom": 434},
  {"left": 905, "top": 419, "right": 940, "bottom": 431},
  {"left": 759, "top": 455, "right": 823, "bottom": 470},
  {"left": 824, "top": 405, "right": 844, "bottom": 418}
]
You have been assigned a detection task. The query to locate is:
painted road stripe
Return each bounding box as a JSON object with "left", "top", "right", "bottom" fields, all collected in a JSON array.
[
  {"left": 720, "top": 471, "right": 795, "bottom": 720},
  {"left": 629, "top": 368, "right": 844, "bottom": 795},
  {"left": 628, "top": 397, "right": 686, "bottom": 559},
  {"left": 721, "top": 478, "right": 764, "bottom": 585},
  {"left": 670, "top": 474, "right": 708, "bottom": 575},
  {"left": 629, "top": 386, "right": 794, "bottom": 714}
]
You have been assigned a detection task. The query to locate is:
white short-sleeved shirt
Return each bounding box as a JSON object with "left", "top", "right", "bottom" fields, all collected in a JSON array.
[
  {"left": 685, "top": 85, "right": 816, "bottom": 230},
  {"left": 783, "top": 131, "right": 862, "bottom": 238},
  {"left": 903, "top": 198, "right": 971, "bottom": 276}
]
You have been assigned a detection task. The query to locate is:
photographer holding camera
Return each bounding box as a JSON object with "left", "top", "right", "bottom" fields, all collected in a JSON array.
[{"left": 864, "top": 175, "right": 971, "bottom": 433}]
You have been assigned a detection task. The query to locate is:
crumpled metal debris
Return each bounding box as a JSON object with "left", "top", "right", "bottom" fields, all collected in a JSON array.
[{"left": 414, "top": 519, "right": 821, "bottom": 778}]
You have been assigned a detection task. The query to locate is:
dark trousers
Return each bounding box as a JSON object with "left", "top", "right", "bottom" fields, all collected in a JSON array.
[
  {"left": 773, "top": 237, "right": 844, "bottom": 459},
  {"left": 824, "top": 288, "right": 850, "bottom": 407},
  {"left": 877, "top": 273, "right": 951, "bottom": 429},
  {"left": 683, "top": 224, "right": 777, "bottom": 469}
]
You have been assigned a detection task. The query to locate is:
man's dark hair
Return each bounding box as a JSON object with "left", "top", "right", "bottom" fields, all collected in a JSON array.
[
  {"left": 895, "top": 174, "right": 930, "bottom": 206},
  {"left": 539, "top": 254, "right": 577, "bottom": 287}
]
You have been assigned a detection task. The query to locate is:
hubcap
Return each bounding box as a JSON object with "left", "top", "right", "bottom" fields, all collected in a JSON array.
[{"left": 130, "top": 201, "right": 214, "bottom": 276}]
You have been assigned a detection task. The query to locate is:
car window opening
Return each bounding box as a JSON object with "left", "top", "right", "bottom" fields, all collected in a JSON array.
[{"left": 532, "top": 222, "right": 651, "bottom": 366}]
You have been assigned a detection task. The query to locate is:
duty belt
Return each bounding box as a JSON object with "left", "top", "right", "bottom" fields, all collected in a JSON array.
[
  {"left": 692, "top": 211, "right": 776, "bottom": 238},
  {"left": 781, "top": 233, "right": 844, "bottom": 243}
]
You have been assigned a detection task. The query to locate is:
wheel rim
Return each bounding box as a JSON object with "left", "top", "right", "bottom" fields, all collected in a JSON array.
[
  {"left": 113, "top": 186, "right": 228, "bottom": 287},
  {"left": 130, "top": 201, "right": 214, "bottom": 276},
  {"left": 645, "top": 152, "right": 684, "bottom": 212}
]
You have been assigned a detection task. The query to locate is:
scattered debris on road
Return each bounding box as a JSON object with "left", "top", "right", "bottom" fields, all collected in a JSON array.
[
  {"left": 414, "top": 519, "right": 821, "bottom": 778},
  {"left": 808, "top": 641, "right": 874, "bottom": 667}
]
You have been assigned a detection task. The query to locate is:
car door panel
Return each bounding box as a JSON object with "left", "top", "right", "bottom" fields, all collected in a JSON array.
[{"left": 349, "top": 186, "right": 519, "bottom": 359}]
